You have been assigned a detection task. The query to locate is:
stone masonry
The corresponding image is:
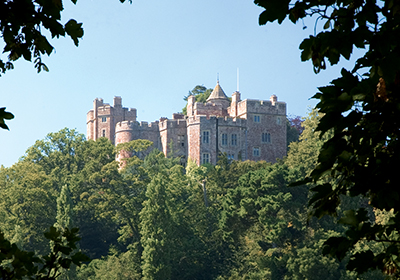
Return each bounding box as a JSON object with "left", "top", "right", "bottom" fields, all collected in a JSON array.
[{"left": 86, "top": 82, "right": 287, "bottom": 165}]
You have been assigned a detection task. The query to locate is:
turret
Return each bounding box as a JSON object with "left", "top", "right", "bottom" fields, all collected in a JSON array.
[
  {"left": 92, "top": 98, "right": 104, "bottom": 141},
  {"left": 230, "top": 91, "right": 241, "bottom": 117},
  {"left": 114, "top": 96, "right": 122, "bottom": 107},
  {"left": 206, "top": 81, "right": 230, "bottom": 109},
  {"left": 187, "top": 95, "right": 196, "bottom": 116},
  {"left": 270, "top": 94, "right": 277, "bottom": 106}
]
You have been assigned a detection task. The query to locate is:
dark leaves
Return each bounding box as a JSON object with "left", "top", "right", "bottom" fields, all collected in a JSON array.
[
  {"left": 0, "top": 1, "right": 84, "bottom": 75},
  {"left": 65, "top": 19, "right": 84, "bottom": 46},
  {"left": 0, "top": 107, "right": 15, "bottom": 130},
  {"left": 0, "top": 226, "right": 89, "bottom": 279},
  {"left": 255, "top": 0, "right": 290, "bottom": 24},
  {"left": 256, "top": 0, "right": 400, "bottom": 276}
]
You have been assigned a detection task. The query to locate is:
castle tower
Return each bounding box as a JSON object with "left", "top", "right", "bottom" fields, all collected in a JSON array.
[
  {"left": 186, "top": 95, "right": 196, "bottom": 116},
  {"left": 86, "top": 97, "right": 137, "bottom": 145},
  {"left": 206, "top": 81, "right": 230, "bottom": 109},
  {"left": 230, "top": 91, "right": 241, "bottom": 118}
]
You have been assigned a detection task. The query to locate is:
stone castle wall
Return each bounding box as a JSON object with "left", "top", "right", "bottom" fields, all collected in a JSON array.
[{"left": 87, "top": 97, "right": 136, "bottom": 145}]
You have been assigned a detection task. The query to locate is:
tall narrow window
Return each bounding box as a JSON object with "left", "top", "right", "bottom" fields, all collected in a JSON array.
[
  {"left": 254, "top": 115, "right": 261, "bottom": 123},
  {"left": 178, "top": 135, "right": 185, "bottom": 147},
  {"left": 102, "top": 129, "right": 106, "bottom": 137},
  {"left": 202, "top": 153, "right": 210, "bottom": 164},
  {"left": 221, "top": 133, "right": 228, "bottom": 145},
  {"left": 202, "top": 131, "right": 209, "bottom": 144},
  {"left": 253, "top": 147, "right": 260, "bottom": 157},
  {"left": 231, "top": 134, "right": 237, "bottom": 146},
  {"left": 101, "top": 117, "right": 107, "bottom": 122},
  {"left": 262, "top": 133, "right": 271, "bottom": 143}
]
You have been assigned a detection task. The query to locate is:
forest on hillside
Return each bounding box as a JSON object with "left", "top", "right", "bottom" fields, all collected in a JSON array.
[{"left": 0, "top": 111, "right": 388, "bottom": 279}]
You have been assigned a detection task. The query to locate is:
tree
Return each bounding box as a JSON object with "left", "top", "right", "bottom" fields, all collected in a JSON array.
[
  {"left": 0, "top": 226, "right": 89, "bottom": 280},
  {"left": 0, "top": 161, "right": 57, "bottom": 254},
  {"left": 254, "top": 0, "right": 400, "bottom": 276},
  {"left": 54, "top": 185, "right": 77, "bottom": 280}
]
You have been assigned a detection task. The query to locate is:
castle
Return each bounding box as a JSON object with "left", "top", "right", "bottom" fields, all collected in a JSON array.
[{"left": 86, "top": 82, "right": 287, "bottom": 165}]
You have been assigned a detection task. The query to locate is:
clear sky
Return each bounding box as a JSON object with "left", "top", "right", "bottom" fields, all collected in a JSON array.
[{"left": 1, "top": 0, "right": 356, "bottom": 167}]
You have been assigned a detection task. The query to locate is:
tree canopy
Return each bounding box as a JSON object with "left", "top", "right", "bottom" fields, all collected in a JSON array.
[{"left": 254, "top": 0, "right": 400, "bottom": 276}]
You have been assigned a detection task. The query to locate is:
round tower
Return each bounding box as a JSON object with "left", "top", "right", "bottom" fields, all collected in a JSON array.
[{"left": 115, "top": 121, "right": 135, "bottom": 164}]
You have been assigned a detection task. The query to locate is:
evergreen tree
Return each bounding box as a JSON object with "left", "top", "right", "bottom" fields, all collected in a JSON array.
[
  {"left": 54, "top": 185, "right": 77, "bottom": 280},
  {"left": 140, "top": 173, "right": 174, "bottom": 280}
]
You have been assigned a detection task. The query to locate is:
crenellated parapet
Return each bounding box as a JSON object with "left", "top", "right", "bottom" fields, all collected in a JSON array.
[
  {"left": 237, "top": 96, "right": 286, "bottom": 118},
  {"left": 194, "top": 102, "right": 229, "bottom": 118},
  {"left": 115, "top": 120, "right": 160, "bottom": 144},
  {"left": 187, "top": 114, "right": 246, "bottom": 127},
  {"left": 159, "top": 118, "right": 187, "bottom": 131}
]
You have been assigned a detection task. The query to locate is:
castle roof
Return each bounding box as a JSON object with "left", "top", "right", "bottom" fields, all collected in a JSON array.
[{"left": 206, "top": 81, "right": 229, "bottom": 102}]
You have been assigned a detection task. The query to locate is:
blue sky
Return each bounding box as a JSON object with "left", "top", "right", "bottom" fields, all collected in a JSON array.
[{"left": 1, "top": 0, "right": 356, "bottom": 167}]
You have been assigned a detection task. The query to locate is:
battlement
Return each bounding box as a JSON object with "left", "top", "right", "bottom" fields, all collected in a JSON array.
[
  {"left": 115, "top": 120, "right": 159, "bottom": 131},
  {"left": 216, "top": 116, "right": 247, "bottom": 127},
  {"left": 187, "top": 115, "right": 246, "bottom": 127},
  {"left": 195, "top": 101, "right": 223, "bottom": 109},
  {"left": 237, "top": 98, "right": 286, "bottom": 117},
  {"left": 159, "top": 118, "right": 187, "bottom": 130},
  {"left": 194, "top": 101, "right": 229, "bottom": 118}
]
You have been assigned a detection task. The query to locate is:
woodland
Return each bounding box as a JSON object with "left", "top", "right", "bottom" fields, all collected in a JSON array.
[{"left": 0, "top": 113, "right": 388, "bottom": 279}]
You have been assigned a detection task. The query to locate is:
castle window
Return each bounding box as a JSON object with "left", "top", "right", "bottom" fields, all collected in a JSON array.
[
  {"left": 262, "top": 132, "right": 271, "bottom": 143},
  {"left": 221, "top": 133, "right": 228, "bottom": 145},
  {"left": 254, "top": 115, "right": 261, "bottom": 123},
  {"left": 231, "top": 134, "right": 237, "bottom": 146},
  {"left": 202, "top": 131, "right": 210, "bottom": 144},
  {"left": 178, "top": 135, "right": 185, "bottom": 147},
  {"left": 101, "top": 117, "right": 107, "bottom": 122},
  {"left": 253, "top": 147, "right": 260, "bottom": 157},
  {"left": 202, "top": 153, "right": 210, "bottom": 164},
  {"left": 102, "top": 129, "right": 106, "bottom": 137},
  {"left": 276, "top": 117, "right": 281, "bottom": 125},
  {"left": 228, "top": 154, "right": 234, "bottom": 160}
]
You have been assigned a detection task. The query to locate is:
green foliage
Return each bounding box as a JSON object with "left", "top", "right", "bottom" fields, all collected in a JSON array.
[
  {"left": 286, "top": 115, "right": 304, "bottom": 150},
  {"left": 0, "top": 161, "right": 57, "bottom": 254},
  {"left": 0, "top": 0, "right": 84, "bottom": 74},
  {"left": 54, "top": 185, "right": 74, "bottom": 231},
  {"left": 76, "top": 250, "right": 140, "bottom": 280},
  {"left": 0, "top": 129, "right": 121, "bottom": 259},
  {"left": 286, "top": 109, "right": 330, "bottom": 177},
  {"left": 255, "top": 0, "right": 400, "bottom": 276},
  {"left": 286, "top": 118, "right": 300, "bottom": 150},
  {"left": 0, "top": 226, "right": 89, "bottom": 280},
  {"left": 3, "top": 118, "right": 387, "bottom": 279},
  {"left": 116, "top": 139, "right": 153, "bottom": 159}
]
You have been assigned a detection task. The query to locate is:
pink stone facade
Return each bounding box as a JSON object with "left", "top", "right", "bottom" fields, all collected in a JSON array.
[
  {"left": 87, "top": 82, "right": 287, "bottom": 165},
  {"left": 87, "top": 96, "right": 137, "bottom": 145}
]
